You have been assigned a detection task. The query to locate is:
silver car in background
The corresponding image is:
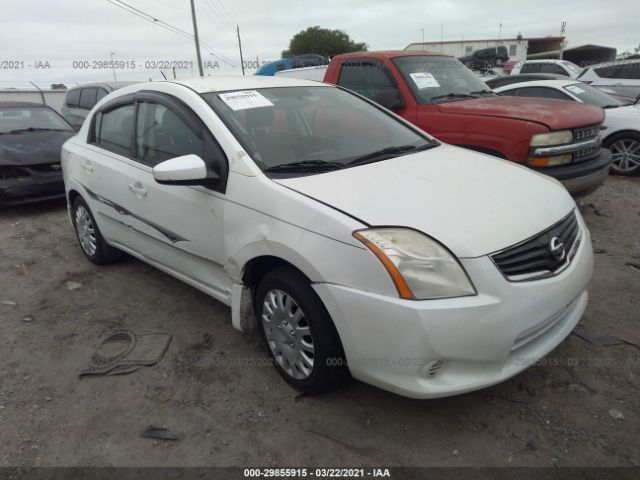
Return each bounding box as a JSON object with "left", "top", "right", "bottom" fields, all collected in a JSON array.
[
  {"left": 578, "top": 59, "right": 640, "bottom": 104},
  {"left": 61, "top": 81, "right": 137, "bottom": 129}
]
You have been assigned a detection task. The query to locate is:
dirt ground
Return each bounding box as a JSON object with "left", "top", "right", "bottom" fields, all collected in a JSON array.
[{"left": 0, "top": 176, "right": 639, "bottom": 468}]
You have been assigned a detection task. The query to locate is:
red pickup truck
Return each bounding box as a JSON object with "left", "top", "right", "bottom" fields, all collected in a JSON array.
[{"left": 321, "top": 51, "right": 611, "bottom": 196}]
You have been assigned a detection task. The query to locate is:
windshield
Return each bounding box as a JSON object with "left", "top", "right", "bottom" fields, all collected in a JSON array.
[
  {"left": 0, "top": 107, "right": 74, "bottom": 134},
  {"left": 563, "top": 83, "right": 626, "bottom": 108},
  {"left": 203, "top": 86, "right": 435, "bottom": 173},
  {"left": 562, "top": 61, "right": 583, "bottom": 77},
  {"left": 392, "top": 55, "right": 493, "bottom": 104}
]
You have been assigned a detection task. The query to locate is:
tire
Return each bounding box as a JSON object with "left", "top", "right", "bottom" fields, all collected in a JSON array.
[
  {"left": 255, "top": 266, "right": 348, "bottom": 393},
  {"left": 72, "top": 196, "right": 122, "bottom": 265},
  {"left": 604, "top": 132, "right": 640, "bottom": 176}
]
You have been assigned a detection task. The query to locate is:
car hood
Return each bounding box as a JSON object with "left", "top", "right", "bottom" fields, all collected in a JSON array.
[
  {"left": 0, "top": 131, "right": 75, "bottom": 165},
  {"left": 274, "top": 145, "right": 575, "bottom": 258},
  {"left": 435, "top": 96, "right": 604, "bottom": 130},
  {"left": 605, "top": 103, "right": 640, "bottom": 119}
]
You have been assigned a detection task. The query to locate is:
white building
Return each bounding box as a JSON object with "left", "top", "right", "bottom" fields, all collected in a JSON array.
[{"left": 405, "top": 36, "right": 565, "bottom": 62}]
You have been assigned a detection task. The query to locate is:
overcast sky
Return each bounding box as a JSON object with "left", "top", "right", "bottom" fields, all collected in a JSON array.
[{"left": 0, "top": 0, "right": 637, "bottom": 88}]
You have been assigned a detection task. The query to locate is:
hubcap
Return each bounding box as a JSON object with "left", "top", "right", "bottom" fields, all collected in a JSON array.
[
  {"left": 75, "top": 205, "right": 97, "bottom": 256},
  {"left": 610, "top": 139, "right": 640, "bottom": 172},
  {"left": 262, "top": 289, "right": 315, "bottom": 380}
]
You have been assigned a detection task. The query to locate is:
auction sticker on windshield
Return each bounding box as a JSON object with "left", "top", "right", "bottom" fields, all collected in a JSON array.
[
  {"left": 409, "top": 72, "right": 440, "bottom": 89},
  {"left": 219, "top": 90, "right": 274, "bottom": 110}
]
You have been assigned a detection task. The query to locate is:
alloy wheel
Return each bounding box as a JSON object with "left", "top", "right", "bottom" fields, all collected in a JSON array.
[
  {"left": 75, "top": 205, "right": 97, "bottom": 256},
  {"left": 262, "top": 288, "right": 315, "bottom": 380},
  {"left": 610, "top": 138, "right": 640, "bottom": 172}
]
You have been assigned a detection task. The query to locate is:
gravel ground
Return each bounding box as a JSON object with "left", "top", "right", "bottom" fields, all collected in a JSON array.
[{"left": 0, "top": 176, "right": 639, "bottom": 468}]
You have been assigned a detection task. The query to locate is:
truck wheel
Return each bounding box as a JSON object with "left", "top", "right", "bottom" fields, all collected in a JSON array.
[
  {"left": 256, "top": 266, "right": 348, "bottom": 393},
  {"left": 605, "top": 132, "right": 640, "bottom": 175},
  {"left": 72, "top": 196, "right": 122, "bottom": 265}
]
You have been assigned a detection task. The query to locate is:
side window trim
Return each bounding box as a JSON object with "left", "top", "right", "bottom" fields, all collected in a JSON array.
[{"left": 87, "top": 93, "right": 137, "bottom": 158}]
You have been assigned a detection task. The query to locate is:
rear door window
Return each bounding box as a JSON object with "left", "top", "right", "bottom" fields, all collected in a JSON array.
[
  {"left": 520, "top": 63, "right": 544, "bottom": 74},
  {"left": 337, "top": 58, "right": 398, "bottom": 101},
  {"left": 96, "top": 88, "right": 109, "bottom": 103},
  {"left": 66, "top": 89, "right": 81, "bottom": 107},
  {"left": 94, "top": 103, "right": 134, "bottom": 155},
  {"left": 513, "top": 86, "right": 572, "bottom": 101},
  {"left": 79, "top": 88, "right": 98, "bottom": 109}
]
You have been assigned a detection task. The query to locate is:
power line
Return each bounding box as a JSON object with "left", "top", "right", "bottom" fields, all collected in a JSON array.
[{"left": 104, "top": 0, "right": 238, "bottom": 67}]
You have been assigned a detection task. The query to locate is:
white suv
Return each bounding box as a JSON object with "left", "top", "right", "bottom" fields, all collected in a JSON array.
[
  {"left": 511, "top": 59, "right": 583, "bottom": 78},
  {"left": 578, "top": 59, "right": 640, "bottom": 103},
  {"left": 61, "top": 76, "right": 593, "bottom": 399}
]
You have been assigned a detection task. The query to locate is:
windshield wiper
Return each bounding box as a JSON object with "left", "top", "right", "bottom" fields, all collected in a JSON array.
[
  {"left": 602, "top": 104, "right": 622, "bottom": 109},
  {"left": 8, "top": 127, "right": 70, "bottom": 134},
  {"left": 429, "top": 93, "right": 476, "bottom": 102},
  {"left": 347, "top": 143, "right": 436, "bottom": 166},
  {"left": 263, "top": 159, "right": 345, "bottom": 173},
  {"left": 469, "top": 89, "right": 495, "bottom": 97}
]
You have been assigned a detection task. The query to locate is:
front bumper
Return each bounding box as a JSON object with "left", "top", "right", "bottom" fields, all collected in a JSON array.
[
  {"left": 313, "top": 215, "right": 593, "bottom": 399},
  {"left": 0, "top": 172, "right": 65, "bottom": 206},
  {"left": 530, "top": 149, "right": 611, "bottom": 197}
]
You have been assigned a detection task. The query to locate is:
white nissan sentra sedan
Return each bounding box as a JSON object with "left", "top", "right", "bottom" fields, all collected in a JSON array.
[{"left": 61, "top": 76, "right": 593, "bottom": 399}]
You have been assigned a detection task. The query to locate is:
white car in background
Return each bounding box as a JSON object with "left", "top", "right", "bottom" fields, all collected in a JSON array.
[
  {"left": 61, "top": 76, "right": 593, "bottom": 399},
  {"left": 493, "top": 79, "right": 640, "bottom": 175},
  {"left": 511, "top": 59, "right": 583, "bottom": 79},
  {"left": 578, "top": 59, "right": 640, "bottom": 104}
]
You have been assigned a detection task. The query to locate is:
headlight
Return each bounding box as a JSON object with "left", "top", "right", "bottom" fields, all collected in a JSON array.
[
  {"left": 353, "top": 228, "right": 476, "bottom": 300},
  {"left": 530, "top": 130, "right": 573, "bottom": 147}
]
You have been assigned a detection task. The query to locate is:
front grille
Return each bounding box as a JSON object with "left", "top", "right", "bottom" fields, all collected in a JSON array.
[
  {"left": 491, "top": 211, "right": 581, "bottom": 281},
  {"left": 573, "top": 124, "right": 600, "bottom": 142}
]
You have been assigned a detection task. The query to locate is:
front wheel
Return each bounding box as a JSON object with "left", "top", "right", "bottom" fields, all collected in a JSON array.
[
  {"left": 256, "top": 266, "right": 348, "bottom": 393},
  {"left": 605, "top": 132, "right": 640, "bottom": 175}
]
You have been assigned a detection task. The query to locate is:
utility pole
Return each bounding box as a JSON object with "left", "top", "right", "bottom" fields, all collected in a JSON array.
[
  {"left": 559, "top": 21, "right": 567, "bottom": 59},
  {"left": 237, "top": 25, "right": 245, "bottom": 76},
  {"left": 419, "top": 28, "right": 425, "bottom": 50},
  {"left": 110, "top": 52, "right": 117, "bottom": 81},
  {"left": 189, "top": 0, "right": 204, "bottom": 76}
]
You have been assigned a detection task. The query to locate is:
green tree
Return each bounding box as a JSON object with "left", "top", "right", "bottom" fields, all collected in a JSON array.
[
  {"left": 281, "top": 26, "right": 367, "bottom": 58},
  {"left": 50, "top": 83, "right": 67, "bottom": 90}
]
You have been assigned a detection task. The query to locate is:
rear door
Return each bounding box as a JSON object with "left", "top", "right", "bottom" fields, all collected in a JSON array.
[{"left": 77, "top": 98, "right": 136, "bottom": 244}]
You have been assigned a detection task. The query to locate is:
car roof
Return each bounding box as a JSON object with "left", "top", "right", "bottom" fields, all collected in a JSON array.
[
  {"left": 587, "top": 58, "right": 640, "bottom": 69},
  {"left": 496, "top": 79, "right": 580, "bottom": 89},
  {"left": 169, "top": 75, "right": 332, "bottom": 93},
  {"left": 336, "top": 50, "right": 449, "bottom": 60},
  {"left": 518, "top": 59, "right": 571, "bottom": 64},
  {"left": 486, "top": 73, "right": 568, "bottom": 88},
  {"left": 0, "top": 101, "right": 53, "bottom": 109},
  {"left": 68, "top": 81, "right": 138, "bottom": 91}
]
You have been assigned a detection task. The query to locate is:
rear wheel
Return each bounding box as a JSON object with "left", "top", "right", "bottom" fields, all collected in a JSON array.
[
  {"left": 605, "top": 132, "right": 640, "bottom": 175},
  {"left": 256, "top": 266, "right": 347, "bottom": 393},
  {"left": 72, "top": 196, "right": 122, "bottom": 264}
]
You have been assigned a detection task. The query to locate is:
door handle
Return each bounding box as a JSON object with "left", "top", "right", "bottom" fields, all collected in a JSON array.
[
  {"left": 128, "top": 182, "right": 147, "bottom": 198},
  {"left": 81, "top": 160, "right": 93, "bottom": 173}
]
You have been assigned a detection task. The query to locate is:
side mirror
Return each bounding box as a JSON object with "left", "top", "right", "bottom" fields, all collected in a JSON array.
[
  {"left": 375, "top": 89, "right": 405, "bottom": 111},
  {"left": 153, "top": 154, "right": 219, "bottom": 186}
]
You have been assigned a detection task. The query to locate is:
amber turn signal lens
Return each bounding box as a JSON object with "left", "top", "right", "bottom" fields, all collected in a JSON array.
[
  {"left": 527, "top": 154, "right": 572, "bottom": 167},
  {"left": 353, "top": 231, "right": 414, "bottom": 299}
]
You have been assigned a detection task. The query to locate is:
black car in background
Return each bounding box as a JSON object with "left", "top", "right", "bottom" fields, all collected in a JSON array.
[
  {"left": 0, "top": 102, "right": 75, "bottom": 206},
  {"left": 459, "top": 46, "right": 509, "bottom": 69}
]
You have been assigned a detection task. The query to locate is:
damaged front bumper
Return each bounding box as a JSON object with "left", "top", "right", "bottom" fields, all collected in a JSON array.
[{"left": 0, "top": 168, "right": 65, "bottom": 206}]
